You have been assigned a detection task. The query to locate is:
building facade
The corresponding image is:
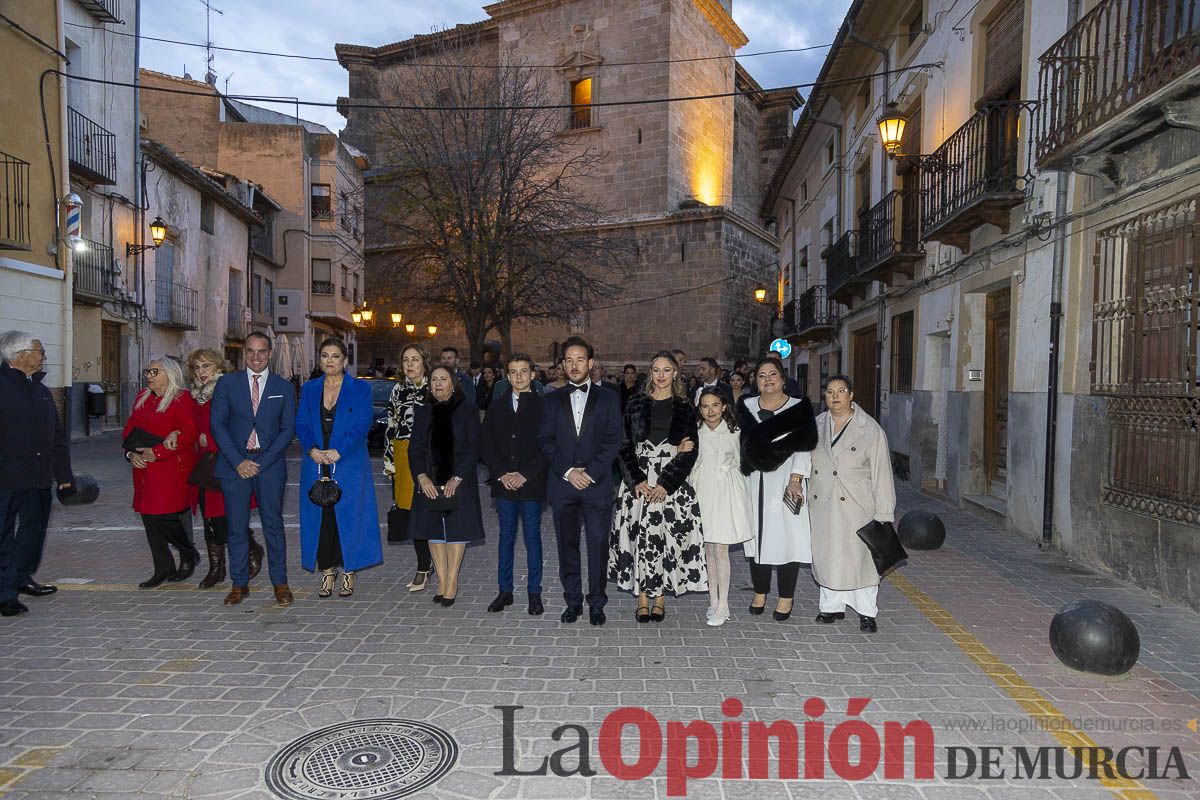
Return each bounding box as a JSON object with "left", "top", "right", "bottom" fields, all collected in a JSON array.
[
  {"left": 336, "top": 0, "right": 798, "bottom": 370},
  {"left": 764, "top": 0, "right": 1199, "bottom": 610}
]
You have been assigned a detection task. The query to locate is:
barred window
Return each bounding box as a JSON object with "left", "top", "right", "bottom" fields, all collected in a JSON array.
[
  {"left": 890, "top": 311, "right": 914, "bottom": 393},
  {"left": 1091, "top": 197, "right": 1199, "bottom": 524}
]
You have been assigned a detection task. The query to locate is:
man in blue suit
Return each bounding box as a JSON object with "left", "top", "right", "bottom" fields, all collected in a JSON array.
[
  {"left": 537, "top": 336, "right": 622, "bottom": 626},
  {"left": 210, "top": 332, "right": 296, "bottom": 606}
]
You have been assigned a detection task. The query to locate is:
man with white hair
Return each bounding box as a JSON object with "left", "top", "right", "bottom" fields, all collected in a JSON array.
[{"left": 0, "top": 331, "right": 73, "bottom": 617}]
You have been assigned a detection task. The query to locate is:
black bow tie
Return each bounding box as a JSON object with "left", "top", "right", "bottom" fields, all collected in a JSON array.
[{"left": 567, "top": 382, "right": 589, "bottom": 394}]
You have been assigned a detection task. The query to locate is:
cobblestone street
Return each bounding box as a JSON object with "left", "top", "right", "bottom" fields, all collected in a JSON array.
[{"left": 0, "top": 432, "right": 1197, "bottom": 799}]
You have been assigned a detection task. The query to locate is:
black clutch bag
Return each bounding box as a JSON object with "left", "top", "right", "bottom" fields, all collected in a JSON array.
[
  {"left": 387, "top": 505, "right": 410, "bottom": 542},
  {"left": 123, "top": 427, "right": 163, "bottom": 452},
  {"left": 425, "top": 486, "right": 460, "bottom": 513},
  {"left": 308, "top": 464, "right": 342, "bottom": 508},
  {"left": 783, "top": 488, "right": 804, "bottom": 515},
  {"left": 187, "top": 452, "right": 222, "bottom": 491},
  {"left": 856, "top": 520, "right": 908, "bottom": 576}
]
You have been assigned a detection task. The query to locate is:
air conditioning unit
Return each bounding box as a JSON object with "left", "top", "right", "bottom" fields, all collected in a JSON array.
[{"left": 274, "top": 289, "right": 304, "bottom": 332}]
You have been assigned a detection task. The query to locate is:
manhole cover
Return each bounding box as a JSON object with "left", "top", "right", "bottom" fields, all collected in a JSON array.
[{"left": 265, "top": 718, "right": 458, "bottom": 799}]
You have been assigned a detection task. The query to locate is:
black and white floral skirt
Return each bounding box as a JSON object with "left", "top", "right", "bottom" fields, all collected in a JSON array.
[{"left": 609, "top": 441, "right": 708, "bottom": 597}]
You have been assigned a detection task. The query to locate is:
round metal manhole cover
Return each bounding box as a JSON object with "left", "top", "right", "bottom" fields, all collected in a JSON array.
[{"left": 265, "top": 718, "right": 458, "bottom": 799}]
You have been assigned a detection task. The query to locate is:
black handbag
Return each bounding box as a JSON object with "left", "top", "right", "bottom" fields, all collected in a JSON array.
[
  {"left": 308, "top": 464, "right": 342, "bottom": 508},
  {"left": 187, "top": 452, "right": 222, "bottom": 491},
  {"left": 123, "top": 427, "right": 163, "bottom": 452},
  {"left": 856, "top": 520, "right": 908, "bottom": 576},
  {"left": 425, "top": 486, "right": 460, "bottom": 513},
  {"left": 387, "top": 505, "right": 410, "bottom": 542}
]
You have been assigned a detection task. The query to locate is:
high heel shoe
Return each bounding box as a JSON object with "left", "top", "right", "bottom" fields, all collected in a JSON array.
[
  {"left": 338, "top": 571, "right": 355, "bottom": 598},
  {"left": 440, "top": 595, "right": 456, "bottom": 607},
  {"left": 317, "top": 571, "right": 335, "bottom": 598},
  {"left": 649, "top": 598, "right": 666, "bottom": 622},
  {"left": 748, "top": 598, "right": 766, "bottom": 615},
  {"left": 773, "top": 598, "right": 794, "bottom": 622},
  {"left": 432, "top": 594, "right": 444, "bottom": 603},
  {"left": 635, "top": 603, "right": 651, "bottom": 624},
  {"left": 408, "top": 569, "right": 432, "bottom": 592}
]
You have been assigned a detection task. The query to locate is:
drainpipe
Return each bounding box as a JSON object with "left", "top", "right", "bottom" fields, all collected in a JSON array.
[{"left": 1042, "top": 1, "right": 1080, "bottom": 550}]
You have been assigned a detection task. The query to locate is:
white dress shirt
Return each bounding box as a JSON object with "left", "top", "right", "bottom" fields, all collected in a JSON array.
[
  {"left": 563, "top": 382, "right": 590, "bottom": 481},
  {"left": 246, "top": 367, "right": 269, "bottom": 449}
]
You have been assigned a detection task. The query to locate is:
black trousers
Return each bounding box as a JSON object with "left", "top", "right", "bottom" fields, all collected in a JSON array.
[
  {"left": 0, "top": 487, "right": 52, "bottom": 603},
  {"left": 141, "top": 511, "right": 193, "bottom": 576},
  {"left": 197, "top": 491, "right": 228, "bottom": 546},
  {"left": 748, "top": 558, "right": 800, "bottom": 599},
  {"left": 551, "top": 494, "right": 612, "bottom": 610},
  {"left": 412, "top": 537, "right": 431, "bottom": 572}
]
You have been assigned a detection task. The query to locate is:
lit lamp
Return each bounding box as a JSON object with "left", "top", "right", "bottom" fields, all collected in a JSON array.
[
  {"left": 390, "top": 312, "right": 402, "bottom": 327},
  {"left": 877, "top": 102, "right": 908, "bottom": 156},
  {"left": 404, "top": 323, "right": 416, "bottom": 335},
  {"left": 352, "top": 311, "right": 363, "bottom": 325},
  {"left": 126, "top": 215, "right": 168, "bottom": 256},
  {"left": 427, "top": 325, "right": 438, "bottom": 336},
  {"left": 360, "top": 308, "right": 373, "bottom": 324},
  {"left": 754, "top": 287, "right": 768, "bottom": 303}
]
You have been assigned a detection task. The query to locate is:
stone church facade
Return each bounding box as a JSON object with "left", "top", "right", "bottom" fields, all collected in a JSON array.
[{"left": 337, "top": 0, "right": 798, "bottom": 369}]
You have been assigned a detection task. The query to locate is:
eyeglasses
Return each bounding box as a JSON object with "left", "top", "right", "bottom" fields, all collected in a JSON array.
[
  {"left": 22, "top": 348, "right": 46, "bottom": 356},
  {"left": 143, "top": 368, "right": 162, "bottom": 378},
  {"left": 825, "top": 387, "right": 850, "bottom": 396}
]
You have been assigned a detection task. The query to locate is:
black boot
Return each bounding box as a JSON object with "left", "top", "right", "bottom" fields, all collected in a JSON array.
[
  {"left": 248, "top": 533, "right": 265, "bottom": 580},
  {"left": 198, "top": 542, "right": 226, "bottom": 588},
  {"left": 170, "top": 547, "right": 198, "bottom": 582}
]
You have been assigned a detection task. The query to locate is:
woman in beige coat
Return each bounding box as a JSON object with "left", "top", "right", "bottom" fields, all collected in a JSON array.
[{"left": 807, "top": 374, "right": 896, "bottom": 633}]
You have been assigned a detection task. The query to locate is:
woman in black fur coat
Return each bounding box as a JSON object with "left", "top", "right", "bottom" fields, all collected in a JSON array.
[
  {"left": 737, "top": 356, "right": 818, "bottom": 621},
  {"left": 609, "top": 351, "right": 707, "bottom": 622}
]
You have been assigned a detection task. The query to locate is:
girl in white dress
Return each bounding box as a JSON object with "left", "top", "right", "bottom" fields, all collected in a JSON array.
[{"left": 693, "top": 387, "right": 753, "bottom": 626}]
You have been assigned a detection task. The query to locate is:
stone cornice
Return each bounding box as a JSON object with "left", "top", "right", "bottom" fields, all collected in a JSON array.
[
  {"left": 483, "top": 0, "right": 574, "bottom": 21},
  {"left": 691, "top": 0, "right": 748, "bottom": 49}
]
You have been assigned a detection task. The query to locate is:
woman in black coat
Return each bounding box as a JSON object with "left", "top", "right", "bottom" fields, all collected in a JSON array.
[
  {"left": 408, "top": 365, "right": 484, "bottom": 607},
  {"left": 608, "top": 351, "right": 707, "bottom": 622}
]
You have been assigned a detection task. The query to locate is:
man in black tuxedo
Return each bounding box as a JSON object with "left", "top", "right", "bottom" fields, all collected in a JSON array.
[{"left": 537, "top": 336, "right": 622, "bottom": 625}]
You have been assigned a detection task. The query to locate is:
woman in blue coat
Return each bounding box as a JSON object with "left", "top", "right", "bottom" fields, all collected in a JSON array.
[{"left": 297, "top": 337, "right": 383, "bottom": 597}]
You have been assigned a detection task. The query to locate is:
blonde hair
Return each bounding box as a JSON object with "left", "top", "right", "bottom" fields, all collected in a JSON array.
[
  {"left": 642, "top": 350, "right": 687, "bottom": 401},
  {"left": 136, "top": 356, "right": 186, "bottom": 412},
  {"left": 187, "top": 348, "right": 227, "bottom": 381}
]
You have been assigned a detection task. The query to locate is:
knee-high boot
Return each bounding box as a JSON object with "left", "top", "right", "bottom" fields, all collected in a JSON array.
[{"left": 198, "top": 542, "right": 226, "bottom": 588}]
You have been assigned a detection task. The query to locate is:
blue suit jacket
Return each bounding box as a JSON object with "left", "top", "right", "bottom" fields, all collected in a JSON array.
[
  {"left": 210, "top": 371, "right": 297, "bottom": 479},
  {"left": 537, "top": 384, "right": 622, "bottom": 503}
]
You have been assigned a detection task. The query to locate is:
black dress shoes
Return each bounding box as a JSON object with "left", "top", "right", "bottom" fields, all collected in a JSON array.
[
  {"left": 815, "top": 611, "right": 846, "bottom": 624},
  {"left": 18, "top": 581, "right": 57, "bottom": 597},
  {"left": 773, "top": 609, "right": 792, "bottom": 622},
  {"left": 527, "top": 594, "right": 544, "bottom": 616},
  {"left": 440, "top": 596, "right": 457, "bottom": 607},
  {"left": 0, "top": 599, "right": 29, "bottom": 617},
  {"left": 139, "top": 572, "right": 173, "bottom": 589},
  {"left": 860, "top": 616, "right": 878, "bottom": 633},
  {"left": 432, "top": 594, "right": 444, "bottom": 603},
  {"left": 589, "top": 606, "right": 606, "bottom": 626},
  {"left": 487, "top": 592, "right": 513, "bottom": 612},
  {"left": 748, "top": 603, "right": 765, "bottom": 616},
  {"left": 560, "top": 606, "right": 582, "bottom": 623},
  {"left": 169, "top": 550, "right": 198, "bottom": 583}
]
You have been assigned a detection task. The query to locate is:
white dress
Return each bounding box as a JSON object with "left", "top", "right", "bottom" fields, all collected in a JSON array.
[
  {"left": 742, "top": 396, "right": 813, "bottom": 565},
  {"left": 692, "top": 421, "right": 753, "bottom": 545}
]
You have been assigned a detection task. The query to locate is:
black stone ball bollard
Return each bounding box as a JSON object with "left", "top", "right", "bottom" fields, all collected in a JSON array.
[
  {"left": 897, "top": 509, "right": 946, "bottom": 550},
  {"left": 1049, "top": 599, "right": 1140, "bottom": 676},
  {"left": 57, "top": 474, "right": 100, "bottom": 506}
]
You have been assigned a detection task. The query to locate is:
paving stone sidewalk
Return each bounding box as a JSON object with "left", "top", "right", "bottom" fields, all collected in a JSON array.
[{"left": 0, "top": 432, "right": 1196, "bottom": 799}]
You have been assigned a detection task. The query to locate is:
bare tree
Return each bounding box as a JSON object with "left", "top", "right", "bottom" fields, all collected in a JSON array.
[{"left": 363, "top": 34, "right": 635, "bottom": 361}]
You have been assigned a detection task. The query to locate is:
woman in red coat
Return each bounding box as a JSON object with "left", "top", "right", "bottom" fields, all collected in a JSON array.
[
  {"left": 122, "top": 356, "right": 198, "bottom": 588},
  {"left": 185, "top": 349, "right": 263, "bottom": 588}
]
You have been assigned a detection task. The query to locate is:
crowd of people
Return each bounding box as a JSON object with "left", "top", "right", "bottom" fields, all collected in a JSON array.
[{"left": 0, "top": 329, "right": 897, "bottom": 632}]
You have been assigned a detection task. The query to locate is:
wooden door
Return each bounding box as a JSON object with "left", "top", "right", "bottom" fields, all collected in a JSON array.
[
  {"left": 852, "top": 327, "right": 878, "bottom": 418},
  {"left": 100, "top": 321, "right": 121, "bottom": 424},
  {"left": 985, "top": 289, "right": 1011, "bottom": 494}
]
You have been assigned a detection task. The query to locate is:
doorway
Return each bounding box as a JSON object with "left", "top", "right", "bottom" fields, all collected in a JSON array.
[
  {"left": 100, "top": 321, "right": 121, "bottom": 426},
  {"left": 852, "top": 326, "right": 878, "bottom": 418},
  {"left": 984, "top": 288, "right": 1011, "bottom": 497}
]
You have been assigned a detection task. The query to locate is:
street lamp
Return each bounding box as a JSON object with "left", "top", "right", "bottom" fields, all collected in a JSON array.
[
  {"left": 404, "top": 323, "right": 416, "bottom": 335},
  {"left": 754, "top": 287, "right": 768, "bottom": 303},
  {"left": 876, "top": 102, "right": 908, "bottom": 156},
  {"left": 125, "top": 216, "right": 168, "bottom": 256},
  {"left": 390, "top": 312, "right": 402, "bottom": 327},
  {"left": 427, "top": 325, "right": 438, "bottom": 336},
  {"left": 352, "top": 311, "right": 363, "bottom": 325},
  {"left": 360, "top": 308, "right": 373, "bottom": 324}
]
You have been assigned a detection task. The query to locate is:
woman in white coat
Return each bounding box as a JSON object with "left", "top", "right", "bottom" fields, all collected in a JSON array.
[
  {"left": 808, "top": 374, "right": 896, "bottom": 633},
  {"left": 736, "top": 357, "right": 818, "bottom": 621}
]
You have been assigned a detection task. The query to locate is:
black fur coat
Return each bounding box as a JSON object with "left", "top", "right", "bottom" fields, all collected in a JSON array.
[
  {"left": 618, "top": 392, "right": 699, "bottom": 494},
  {"left": 736, "top": 395, "right": 818, "bottom": 476}
]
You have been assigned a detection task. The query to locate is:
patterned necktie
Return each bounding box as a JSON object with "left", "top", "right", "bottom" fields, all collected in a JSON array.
[{"left": 247, "top": 374, "right": 261, "bottom": 449}]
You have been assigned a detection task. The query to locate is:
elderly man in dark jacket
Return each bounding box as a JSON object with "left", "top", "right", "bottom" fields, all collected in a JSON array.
[
  {"left": 481, "top": 354, "right": 549, "bottom": 615},
  {"left": 0, "top": 331, "right": 73, "bottom": 617}
]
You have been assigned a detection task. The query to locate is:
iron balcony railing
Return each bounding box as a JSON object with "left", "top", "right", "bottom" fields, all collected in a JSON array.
[
  {"left": 826, "top": 230, "right": 862, "bottom": 300},
  {"left": 77, "top": 0, "right": 120, "bottom": 23},
  {"left": 72, "top": 238, "right": 117, "bottom": 300},
  {"left": 1, "top": 152, "right": 31, "bottom": 250},
  {"left": 227, "top": 303, "right": 250, "bottom": 340},
  {"left": 796, "top": 285, "right": 836, "bottom": 336},
  {"left": 150, "top": 280, "right": 198, "bottom": 330},
  {"left": 858, "top": 190, "right": 923, "bottom": 275},
  {"left": 921, "top": 100, "right": 1037, "bottom": 240},
  {"left": 68, "top": 107, "right": 118, "bottom": 185},
  {"left": 1037, "top": 0, "right": 1200, "bottom": 167},
  {"left": 311, "top": 280, "right": 334, "bottom": 295}
]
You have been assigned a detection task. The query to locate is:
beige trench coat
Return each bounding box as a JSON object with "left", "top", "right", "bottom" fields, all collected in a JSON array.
[{"left": 808, "top": 405, "right": 897, "bottom": 590}]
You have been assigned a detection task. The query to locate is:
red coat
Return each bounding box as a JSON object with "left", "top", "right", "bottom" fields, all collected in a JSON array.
[{"left": 123, "top": 390, "right": 198, "bottom": 515}]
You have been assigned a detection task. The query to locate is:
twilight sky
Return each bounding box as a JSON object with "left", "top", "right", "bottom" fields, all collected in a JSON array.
[{"left": 140, "top": 0, "right": 851, "bottom": 133}]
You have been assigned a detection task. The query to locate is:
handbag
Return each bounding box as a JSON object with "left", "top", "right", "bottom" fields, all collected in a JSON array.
[
  {"left": 425, "top": 485, "right": 460, "bottom": 513},
  {"left": 856, "top": 520, "right": 908, "bottom": 576},
  {"left": 387, "top": 505, "right": 410, "bottom": 542},
  {"left": 308, "top": 463, "right": 342, "bottom": 508},
  {"left": 783, "top": 487, "right": 804, "bottom": 515},
  {"left": 187, "top": 452, "right": 222, "bottom": 491},
  {"left": 123, "top": 427, "right": 163, "bottom": 452}
]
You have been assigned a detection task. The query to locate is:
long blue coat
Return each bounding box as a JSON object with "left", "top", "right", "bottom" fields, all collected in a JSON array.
[{"left": 296, "top": 376, "right": 383, "bottom": 572}]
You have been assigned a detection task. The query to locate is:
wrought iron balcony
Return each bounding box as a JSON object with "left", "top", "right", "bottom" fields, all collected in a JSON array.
[
  {"left": 149, "top": 280, "right": 198, "bottom": 330},
  {"left": 794, "top": 285, "right": 837, "bottom": 343},
  {"left": 920, "top": 100, "right": 1036, "bottom": 252},
  {"left": 72, "top": 239, "right": 118, "bottom": 302},
  {"left": 311, "top": 280, "right": 334, "bottom": 295},
  {"left": 68, "top": 107, "right": 118, "bottom": 185},
  {"left": 857, "top": 190, "right": 924, "bottom": 282},
  {"left": 827, "top": 230, "right": 868, "bottom": 304},
  {"left": 227, "top": 304, "right": 250, "bottom": 340},
  {"left": 1037, "top": 0, "right": 1200, "bottom": 170},
  {"left": 0, "top": 152, "right": 30, "bottom": 250},
  {"left": 77, "top": 0, "right": 121, "bottom": 23}
]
